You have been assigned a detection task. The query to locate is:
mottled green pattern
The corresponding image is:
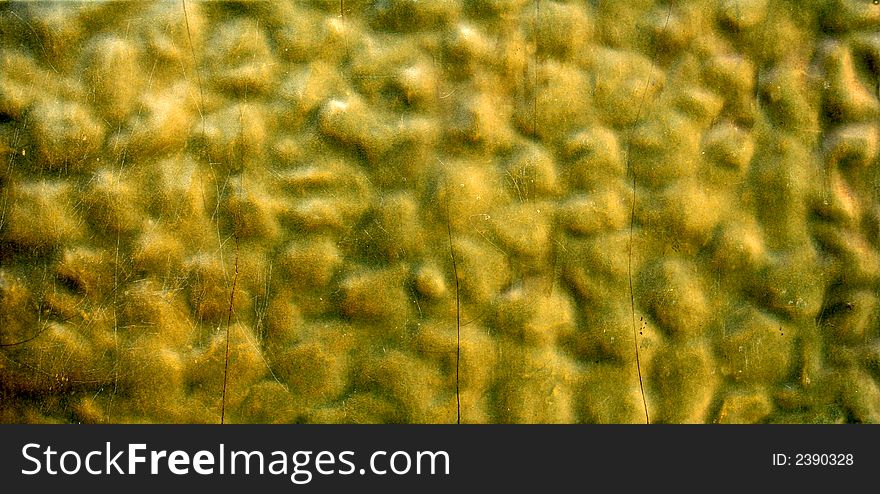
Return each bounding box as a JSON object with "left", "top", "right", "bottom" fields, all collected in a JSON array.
[{"left": 0, "top": 1, "right": 878, "bottom": 423}]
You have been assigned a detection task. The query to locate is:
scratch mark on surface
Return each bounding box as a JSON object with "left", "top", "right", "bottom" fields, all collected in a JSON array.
[
  {"left": 624, "top": 3, "right": 674, "bottom": 426},
  {"left": 441, "top": 168, "right": 462, "bottom": 425}
]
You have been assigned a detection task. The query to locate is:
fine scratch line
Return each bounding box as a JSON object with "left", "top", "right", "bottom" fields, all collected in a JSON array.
[
  {"left": 533, "top": 0, "right": 540, "bottom": 137},
  {"left": 625, "top": 6, "right": 673, "bottom": 426},
  {"left": 220, "top": 98, "right": 247, "bottom": 425},
  {"left": 220, "top": 166, "right": 243, "bottom": 425},
  {"left": 181, "top": 0, "right": 205, "bottom": 122},
  {"left": 444, "top": 181, "right": 461, "bottom": 425},
  {"left": 220, "top": 240, "right": 239, "bottom": 425}
]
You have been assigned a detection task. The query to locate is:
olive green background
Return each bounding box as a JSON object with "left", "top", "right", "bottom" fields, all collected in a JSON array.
[{"left": 0, "top": 0, "right": 878, "bottom": 423}]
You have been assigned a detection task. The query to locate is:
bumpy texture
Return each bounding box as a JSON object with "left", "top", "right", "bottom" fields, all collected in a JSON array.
[{"left": 0, "top": 0, "right": 878, "bottom": 423}]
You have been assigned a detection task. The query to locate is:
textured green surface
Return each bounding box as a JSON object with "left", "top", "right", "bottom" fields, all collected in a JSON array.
[{"left": 0, "top": 0, "right": 878, "bottom": 423}]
